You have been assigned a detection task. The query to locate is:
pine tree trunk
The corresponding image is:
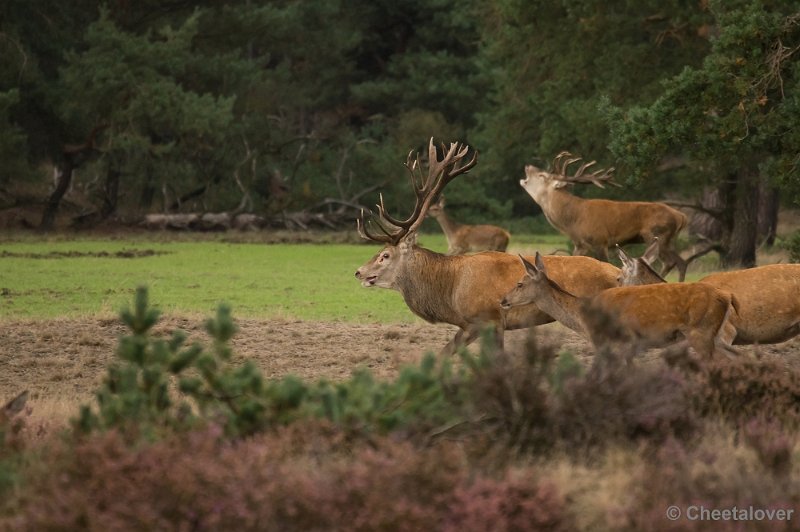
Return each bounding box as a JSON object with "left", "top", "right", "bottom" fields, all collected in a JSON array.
[
  {"left": 687, "top": 186, "right": 725, "bottom": 240},
  {"left": 99, "top": 167, "right": 120, "bottom": 221},
  {"left": 40, "top": 158, "right": 75, "bottom": 231},
  {"left": 757, "top": 184, "right": 779, "bottom": 246},
  {"left": 723, "top": 168, "right": 759, "bottom": 268}
]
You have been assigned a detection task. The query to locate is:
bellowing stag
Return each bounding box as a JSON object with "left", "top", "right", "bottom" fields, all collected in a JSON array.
[
  {"left": 521, "top": 152, "right": 689, "bottom": 281},
  {"left": 427, "top": 195, "right": 510, "bottom": 254},
  {"left": 354, "top": 139, "right": 620, "bottom": 354}
]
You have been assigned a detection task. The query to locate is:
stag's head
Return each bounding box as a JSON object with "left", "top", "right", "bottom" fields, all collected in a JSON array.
[
  {"left": 354, "top": 139, "right": 477, "bottom": 289},
  {"left": 520, "top": 152, "right": 618, "bottom": 201},
  {"left": 500, "top": 253, "right": 550, "bottom": 309}
]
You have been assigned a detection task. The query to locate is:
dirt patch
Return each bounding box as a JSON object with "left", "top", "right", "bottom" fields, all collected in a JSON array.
[
  {"left": 0, "top": 249, "right": 170, "bottom": 259},
  {"left": 2, "top": 316, "right": 800, "bottom": 407}
]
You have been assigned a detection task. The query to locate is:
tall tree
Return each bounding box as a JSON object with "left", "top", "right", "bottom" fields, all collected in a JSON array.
[
  {"left": 474, "top": 0, "right": 713, "bottom": 215},
  {"left": 605, "top": 0, "right": 800, "bottom": 267}
]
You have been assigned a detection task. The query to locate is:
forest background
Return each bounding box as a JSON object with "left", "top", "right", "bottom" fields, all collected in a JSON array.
[{"left": 1, "top": 0, "right": 799, "bottom": 267}]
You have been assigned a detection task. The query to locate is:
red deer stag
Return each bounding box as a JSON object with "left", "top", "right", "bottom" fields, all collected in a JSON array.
[
  {"left": 354, "top": 139, "right": 620, "bottom": 354},
  {"left": 618, "top": 245, "right": 800, "bottom": 345},
  {"left": 427, "top": 195, "right": 510, "bottom": 254},
  {"left": 500, "top": 253, "right": 739, "bottom": 359},
  {"left": 521, "top": 152, "right": 689, "bottom": 281}
]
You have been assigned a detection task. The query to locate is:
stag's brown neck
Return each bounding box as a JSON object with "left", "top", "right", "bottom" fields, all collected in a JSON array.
[
  {"left": 394, "top": 247, "right": 462, "bottom": 325},
  {"left": 539, "top": 189, "right": 584, "bottom": 236},
  {"left": 535, "top": 277, "right": 585, "bottom": 334}
]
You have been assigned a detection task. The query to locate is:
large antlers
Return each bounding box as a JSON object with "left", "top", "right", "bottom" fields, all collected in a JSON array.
[
  {"left": 551, "top": 151, "right": 620, "bottom": 188},
  {"left": 357, "top": 138, "right": 478, "bottom": 245}
]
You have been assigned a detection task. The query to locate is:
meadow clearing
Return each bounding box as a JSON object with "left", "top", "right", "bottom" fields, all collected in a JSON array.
[
  {"left": 0, "top": 230, "right": 580, "bottom": 423},
  {"left": 2, "top": 227, "right": 800, "bottom": 429}
]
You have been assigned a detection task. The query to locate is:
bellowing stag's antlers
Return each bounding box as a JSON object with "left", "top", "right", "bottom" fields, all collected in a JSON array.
[
  {"left": 550, "top": 151, "right": 620, "bottom": 188},
  {"left": 357, "top": 138, "right": 478, "bottom": 245}
]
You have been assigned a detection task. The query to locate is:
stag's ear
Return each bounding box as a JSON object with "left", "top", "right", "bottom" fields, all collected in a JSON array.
[
  {"left": 398, "top": 233, "right": 417, "bottom": 252},
  {"left": 552, "top": 180, "right": 571, "bottom": 189}
]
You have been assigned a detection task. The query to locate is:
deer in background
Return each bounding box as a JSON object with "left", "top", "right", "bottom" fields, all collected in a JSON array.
[
  {"left": 500, "top": 253, "right": 739, "bottom": 359},
  {"left": 617, "top": 244, "right": 800, "bottom": 346},
  {"left": 354, "top": 138, "right": 620, "bottom": 354},
  {"left": 427, "top": 195, "right": 510, "bottom": 254},
  {"left": 521, "top": 152, "right": 689, "bottom": 281}
]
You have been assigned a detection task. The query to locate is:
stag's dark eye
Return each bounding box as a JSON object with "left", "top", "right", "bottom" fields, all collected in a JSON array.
[
  {"left": 382, "top": 253, "right": 390, "bottom": 259},
  {"left": 517, "top": 282, "right": 523, "bottom": 288}
]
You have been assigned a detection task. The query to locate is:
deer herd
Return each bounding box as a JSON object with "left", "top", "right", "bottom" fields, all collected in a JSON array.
[{"left": 355, "top": 139, "right": 800, "bottom": 362}]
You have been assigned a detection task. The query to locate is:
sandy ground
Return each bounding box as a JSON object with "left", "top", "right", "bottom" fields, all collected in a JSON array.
[
  {"left": 0, "top": 316, "right": 594, "bottom": 404},
  {"left": 4, "top": 314, "right": 800, "bottom": 414}
]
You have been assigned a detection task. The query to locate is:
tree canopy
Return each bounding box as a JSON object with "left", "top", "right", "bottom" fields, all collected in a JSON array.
[{"left": 0, "top": 0, "right": 798, "bottom": 264}]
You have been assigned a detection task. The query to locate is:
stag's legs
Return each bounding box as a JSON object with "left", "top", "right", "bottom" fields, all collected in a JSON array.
[
  {"left": 645, "top": 233, "right": 688, "bottom": 282},
  {"left": 441, "top": 323, "right": 504, "bottom": 356}
]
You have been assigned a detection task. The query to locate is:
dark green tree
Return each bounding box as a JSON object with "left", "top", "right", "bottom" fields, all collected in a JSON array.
[
  {"left": 474, "top": 0, "right": 713, "bottom": 216},
  {"left": 605, "top": 1, "right": 800, "bottom": 267}
]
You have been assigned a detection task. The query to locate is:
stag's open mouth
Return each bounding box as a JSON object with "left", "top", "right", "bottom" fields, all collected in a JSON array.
[
  {"left": 362, "top": 276, "right": 378, "bottom": 287},
  {"left": 500, "top": 301, "right": 512, "bottom": 310}
]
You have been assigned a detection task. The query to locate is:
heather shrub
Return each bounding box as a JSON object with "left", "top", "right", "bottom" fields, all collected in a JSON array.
[
  {"left": 742, "top": 416, "right": 793, "bottom": 477},
  {"left": 674, "top": 352, "right": 800, "bottom": 428},
  {"left": 461, "top": 332, "right": 556, "bottom": 452},
  {"left": 463, "top": 331, "right": 698, "bottom": 455},
  {"left": 6, "top": 422, "right": 572, "bottom": 531},
  {"left": 443, "top": 471, "right": 571, "bottom": 532},
  {"left": 0, "top": 391, "right": 28, "bottom": 495},
  {"left": 625, "top": 435, "right": 799, "bottom": 531},
  {"left": 554, "top": 348, "right": 698, "bottom": 452}
]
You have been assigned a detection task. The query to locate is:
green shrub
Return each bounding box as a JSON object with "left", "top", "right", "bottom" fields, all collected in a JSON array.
[
  {"left": 76, "top": 286, "right": 466, "bottom": 440},
  {"left": 782, "top": 230, "right": 800, "bottom": 262}
]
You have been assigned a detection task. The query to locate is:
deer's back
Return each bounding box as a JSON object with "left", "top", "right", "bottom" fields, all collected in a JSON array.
[
  {"left": 457, "top": 224, "right": 510, "bottom": 252},
  {"left": 570, "top": 198, "right": 686, "bottom": 245},
  {"left": 700, "top": 264, "right": 800, "bottom": 343},
  {"left": 592, "top": 282, "right": 730, "bottom": 336}
]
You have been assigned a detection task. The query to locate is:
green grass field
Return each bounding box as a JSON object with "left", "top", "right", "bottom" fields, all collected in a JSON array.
[{"left": 0, "top": 232, "right": 570, "bottom": 321}]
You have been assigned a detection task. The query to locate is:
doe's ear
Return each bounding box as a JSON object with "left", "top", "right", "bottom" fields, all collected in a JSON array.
[
  {"left": 519, "top": 254, "right": 538, "bottom": 277},
  {"left": 534, "top": 251, "right": 547, "bottom": 273},
  {"left": 642, "top": 237, "right": 660, "bottom": 265},
  {"left": 616, "top": 244, "right": 632, "bottom": 266}
]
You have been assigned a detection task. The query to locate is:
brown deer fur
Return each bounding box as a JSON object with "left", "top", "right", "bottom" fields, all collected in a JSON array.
[
  {"left": 617, "top": 246, "right": 800, "bottom": 346},
  {"left": 500, "top": 253, "right": 739, "bottom": 358},
  {"left": 354, "top": 139, "right": 619, "bottom": 355},
  {"left": 521, "top": 159, "right": 689, "bottom": 281},
  {"left": 427, "top": 196, "right": 510, "bottom": 254},
  {"left": 356, "top": 247, "right": 619, "bottom": 354}
]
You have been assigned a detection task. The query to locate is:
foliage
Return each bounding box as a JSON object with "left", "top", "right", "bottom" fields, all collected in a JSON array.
[
  {"left": 75, "top": 286, "right": 466, "bottom": 439},
  {"left": 6, "top": 424, "right": 572, "bottom": 531},
  {"left": 783, "top": 230, "right": 800, "bottom": 262}
]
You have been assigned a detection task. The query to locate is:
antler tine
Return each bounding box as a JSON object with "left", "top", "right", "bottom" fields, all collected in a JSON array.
[
  {"left": 552, "top": 151, "right": 582, "bottom": 175},
  {"left": 357, "top": 208, "right": 400, "bottom": 244},
  {"left": 359, "top": 138, "right": 477, "bottom": 243},
  {"left": 382, "top": 138, "right": 476, "bottom": 231},
  {"left": 550, "top": 151, "right": 620, "bottom": 188}
]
